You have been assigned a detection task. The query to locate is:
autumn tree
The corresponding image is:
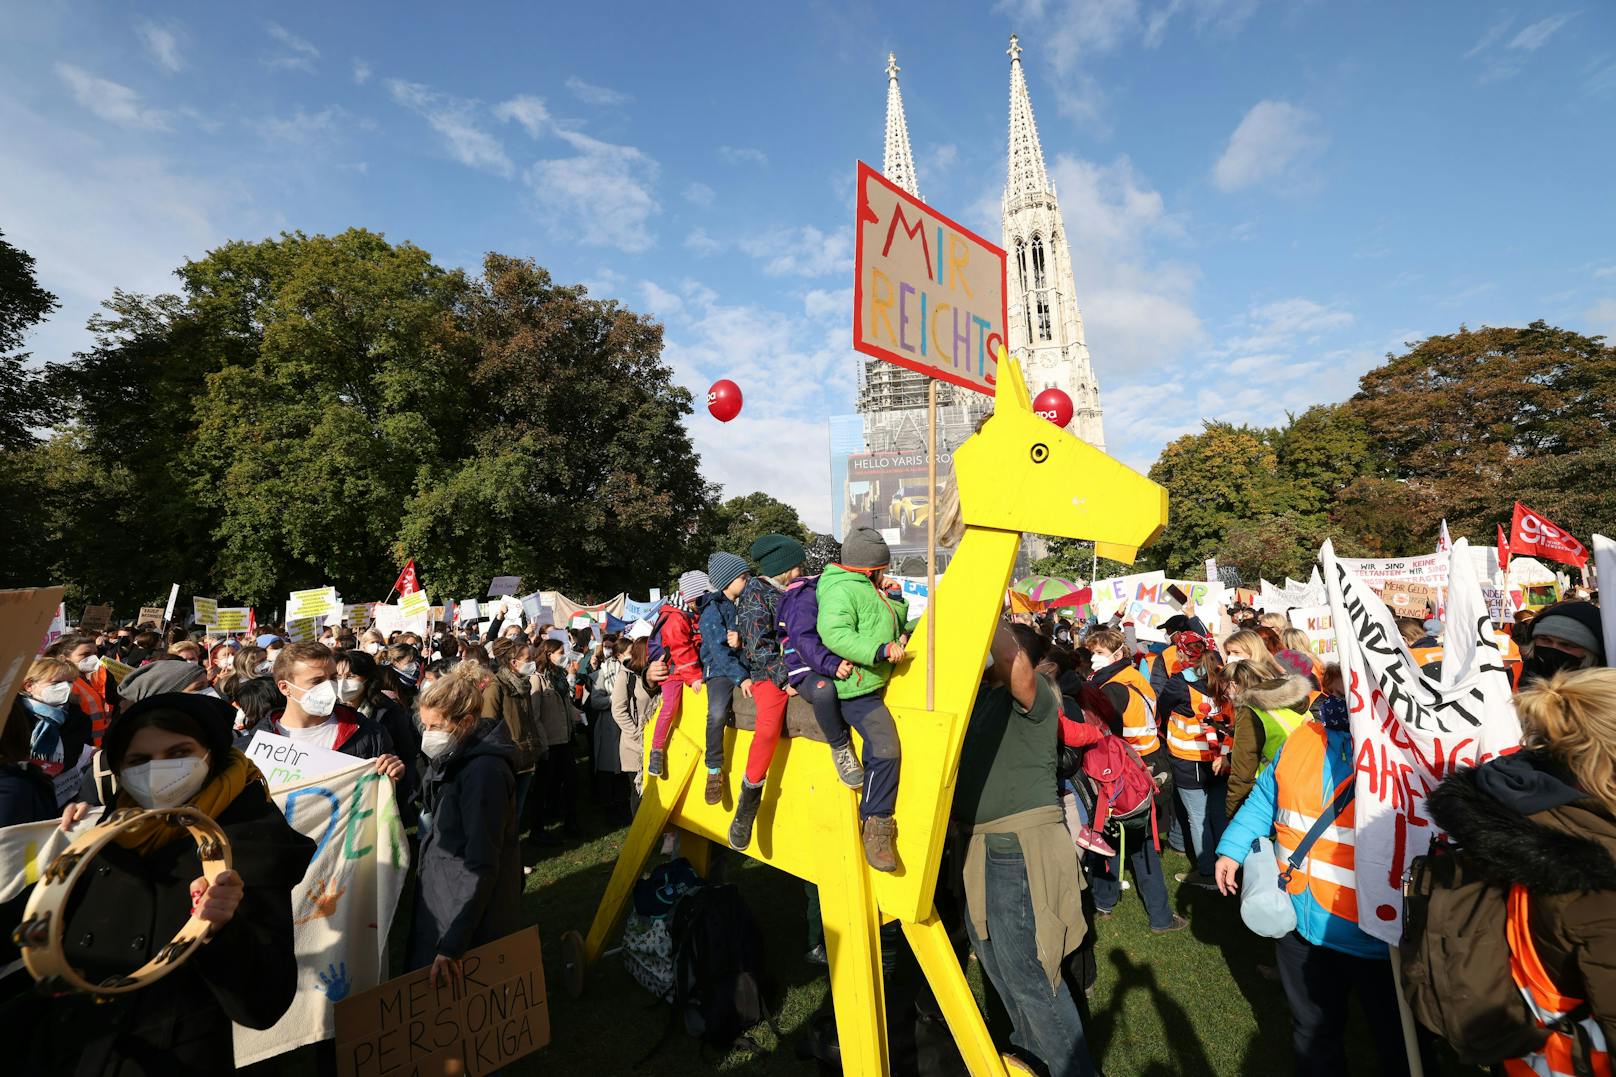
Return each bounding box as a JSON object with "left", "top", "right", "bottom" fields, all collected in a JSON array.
[{"left": 690, "top": 491, "right": 811, "bottom": 566}]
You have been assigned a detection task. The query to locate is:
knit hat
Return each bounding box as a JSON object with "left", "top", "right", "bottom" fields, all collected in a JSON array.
[
  {"left": 678, "top": 570, "right": 711, "bottom": 607},
  {"left": 840, "top": 527, "right": 890, "bottom": 570},
  {"left": 120, "top": 658, "right": 209, "bottom": 703},
  {"left": 1531, "top": 603, "right": 1603, "bottom": 657},
  {"left": 749, "top": 534, "right": 806, "bottom": 578},
  {"left": 707, "top": 551, "right": 750, "bottom": 594}
]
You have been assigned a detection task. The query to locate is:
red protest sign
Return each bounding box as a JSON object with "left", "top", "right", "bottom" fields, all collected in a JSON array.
[
  {"left": 852, "top": 161, "right": 1007, "bottom": 396},
  {"left": 1509, "top": 501, "right": 1588, "bottom": 569}
]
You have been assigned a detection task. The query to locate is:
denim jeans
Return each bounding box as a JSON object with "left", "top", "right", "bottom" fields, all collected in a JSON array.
[
  {"left": 1173, "top": 769, "right": 1228, "bottom": 877},
  {"left": 800, "top": 677, "right": 901, "bottom": 818},
  {"left": 1088, "top": 815, "right": 1173, "bottom": 929},
  {"left": 964, "top": 840, "right": 1099, "bottom": 1077},
  {"left": 704, "top": 677, "right": 736, "bottom": 770}
]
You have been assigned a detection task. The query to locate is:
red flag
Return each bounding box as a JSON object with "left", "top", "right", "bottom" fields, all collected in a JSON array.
[
  {"left": 1497, "top": 522, "right": 1510, "bottom": 574},
  {"left": 1509, "top": 501, "right": 1588, "bottom": 569},
  {"left": 393, "top": 560, "right": 421, "bottom": 595}
]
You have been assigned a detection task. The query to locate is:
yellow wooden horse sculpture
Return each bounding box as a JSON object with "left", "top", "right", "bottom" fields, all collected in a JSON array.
[{"left": 570, "top": 356, "right": 1168, "bottom": 1076}]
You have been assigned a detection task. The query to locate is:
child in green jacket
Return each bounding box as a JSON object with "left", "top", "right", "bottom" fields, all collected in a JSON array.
[{"left": 815, "top": 526, "right": 908, "bottom": 871}]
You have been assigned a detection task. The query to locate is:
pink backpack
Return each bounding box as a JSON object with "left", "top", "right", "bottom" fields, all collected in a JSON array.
[{"left": 1082, "top": 734, "right": 1159, "bottom": 850}]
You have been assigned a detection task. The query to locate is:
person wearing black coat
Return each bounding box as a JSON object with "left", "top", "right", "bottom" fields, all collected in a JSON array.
[
  {"left": 409, "top": 664, "right": 524, "bottom": 985},
  {"left": 6, "top": 693, "right": 315, "bottom": 1077}
]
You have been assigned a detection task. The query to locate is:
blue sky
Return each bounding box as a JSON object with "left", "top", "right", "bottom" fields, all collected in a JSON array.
[{"left": 4, "top": 2, "right": 1614, "bottom": 533}]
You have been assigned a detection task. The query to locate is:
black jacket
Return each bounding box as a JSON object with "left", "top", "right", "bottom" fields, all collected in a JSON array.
[
  {"left": 7, "top": 781, "right": 315, "bottom": 1077},
  {"left": 0, "top": 760, "right": 56, "bottom": 829},
  {"left": 409, "top": 718, "right": 523, "bottom": 965}
]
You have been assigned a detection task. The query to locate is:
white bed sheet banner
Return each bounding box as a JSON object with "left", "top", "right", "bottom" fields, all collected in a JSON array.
[
  {"left": 0, "top": 761, "right": 408, "bottom": 1065},
  {"left": 1322, "top": 537, "right": 1520, "bottom": 945}
]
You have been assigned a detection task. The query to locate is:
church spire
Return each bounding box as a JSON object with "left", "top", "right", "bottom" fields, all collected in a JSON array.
[
  {"left": 1005, "top": 34, "right": 1050, "bottom": 206},
  {"left": 883, "top": 51, "right": 921, "bottom": 198}
]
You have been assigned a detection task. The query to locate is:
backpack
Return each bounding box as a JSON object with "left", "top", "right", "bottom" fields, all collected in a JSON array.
[
  {"left": 622, "top": 860, "right": 704, "bottom": 1003},
  {"left": 1082, "top": 734, "right": 1157, "bottom": 847},
  {"left": 1400, "top": 837, "right": 1548, "bottom": 1066},
  {"left": 648, "top": 607, "right": 697, "bottom": 668},
  {"left": 666, "top": 883, "right": 773, "bottom": 1053}
]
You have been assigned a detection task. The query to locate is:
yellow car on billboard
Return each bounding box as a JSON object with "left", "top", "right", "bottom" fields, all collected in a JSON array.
[{"left": 890, "top": 485, "right": 930, "bottom": 535}]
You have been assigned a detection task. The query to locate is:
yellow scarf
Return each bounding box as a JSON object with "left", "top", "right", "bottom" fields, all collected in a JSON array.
[{"left": 113, "top": 748, "right": 266, "bottom": 855}]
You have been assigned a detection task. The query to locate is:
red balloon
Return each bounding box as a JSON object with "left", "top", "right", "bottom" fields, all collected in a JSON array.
[
  {"left": 707, "top": 379, "right": 743, "bottom": 422},
  {"left": 1033, "top": 387, "right": 1074, "bottom": 429}
]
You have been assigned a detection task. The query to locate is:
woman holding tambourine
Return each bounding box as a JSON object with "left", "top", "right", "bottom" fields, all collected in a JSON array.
[{"left": 2, "top": 692, "right": 315, "bottom": 1076}]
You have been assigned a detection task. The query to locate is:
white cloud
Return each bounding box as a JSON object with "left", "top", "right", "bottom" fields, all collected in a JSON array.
[
  {"left": 1464, "top": 18, "right": 1513, "bottom": 58},
  {"left": 923, "top": 143, "right": 959, "bottom": 180},
  {"left": 1594, "top": 266, "right": 1616, "bottom": 279},
  {"left": 256, "top": 106, "right": 356, "bottom": 145},
  {"left": 389, "top": 80, "right": 513, "bottom": 176},
  {"left": 1211, "top": 99, "right": 1327, "bottom": 193},
  {"left": 718, "top": 145, "right": 768, "bottom": 166},
  {"left": 683, "top": 181, "right": 715, "bottom": 207},
  {"left": 520, "top": 130, "right": 661, "bottom": 253},
  {"left": 804, "top": 288, "right": 851, "bottom": 321},
  {"left": 493, "top": 94, "right": 551, "bottom": 139},
  {"left": 1588, "top": 298, "right": 1616, "bottom": 338},
  {"left": 265, "top": 22, "right": 320, "bottom": 71},
  {"left": 353, "top": 59, "right": 372, "bottom": 85},
  {"left": 1508, "top": 12, "right": 1577, "bottom": 52},
  {"left": 54, "top": 63, "right": 171, "bottom": 130},
  {"left": 564, "top": 76, "right": 630, "bottom": 106},
  {"left": 137, "top": 19, "right": 184, "bottom": 73},
  {"left": 737, "top": 226, "right": 851, "bottom": 278},
  {"left": 684, "top": 228, "right": 721, "bottom": 255}
]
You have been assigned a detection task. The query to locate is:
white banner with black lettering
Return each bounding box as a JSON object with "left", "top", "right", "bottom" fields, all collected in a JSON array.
[{"left": 1322, "top": 537, "right": 1521, "bottom": 945}]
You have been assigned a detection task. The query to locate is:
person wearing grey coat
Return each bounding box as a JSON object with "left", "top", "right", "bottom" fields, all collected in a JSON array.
[{"left": 611, "top": 647, "right": 655, "bottom": 818}]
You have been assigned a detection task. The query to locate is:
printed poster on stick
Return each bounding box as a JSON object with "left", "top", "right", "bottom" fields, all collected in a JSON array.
[
  {"left": 334, "top": 927, "right": 550, "bottom": 1077},
  {"left": 192, "top": 597, "right": 219, "bottom": 627},
  {"left": 852, "top": 160, "right": 1007, "bottom": 396},
  {"left": 1322, "top": 538, "right": 1520, "bottom": 945},
  {"left": 78, "top": 604, "right": 113, "bottom": 631},
  {"left": 136, "top": 605, "right": 166, "bottom": 628},
  {"left": 214, "top": 607, "right": 252, "bottom": 633}
]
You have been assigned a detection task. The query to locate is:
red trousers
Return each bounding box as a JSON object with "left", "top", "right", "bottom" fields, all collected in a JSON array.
[{"left": 745, "top": 680, "right": 788, "bottom": 784}]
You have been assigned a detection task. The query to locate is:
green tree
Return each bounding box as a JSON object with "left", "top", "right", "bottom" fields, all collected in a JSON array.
[
  {"left": 692, "top": 491, "right": 811, "bottom": 566},
  {"left": 1144, "top": 422, "right": 1289, "bottom": 576},
  {"left": 1030, "top": 537, "right": 1138, "bottom": 583},
  {"left": 1215, "top": 511, "right": 1359, "bottom": 583},
  {"left": 0, "top": 229, "right": 58, "bottom": 452},
  {"left": 1274, "top": 404, "right": 1376, "bottom": 517}
]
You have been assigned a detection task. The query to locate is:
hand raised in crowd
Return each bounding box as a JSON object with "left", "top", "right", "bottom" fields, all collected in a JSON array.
[
  {"left": 835, "top": 659, "right": 854, "bottom": 680},
  {"left": 191, "top": 869, "right": 245, "bottom": 927},
  {"left": 60, "top": 801, "right": 89, "bottom": 831},
  {"left": 374, "top": 754, "right": 405, "bottom": 780},
  {"left": 1213, "top": 855, "right": 1241, "bottom": 897}
]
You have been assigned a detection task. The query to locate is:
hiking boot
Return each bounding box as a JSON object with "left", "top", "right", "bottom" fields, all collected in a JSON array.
[
  {"left": 728, "top": 779, "right": 765, "bottom": 851},
  {"left": 862, "top": 815, "right": 898, "bottom": 872},
  {"left": 704, "top": 770, "right": 723, "bottom": 805},
  {"left": 830, "top": 741, "right": 865, "bottom": 789},
  {"left": 1152, "top": 914, "right": 1190, "bottom": 935},
  {"left": 647, "top": 748, "right": 667, "bottom": 780}
]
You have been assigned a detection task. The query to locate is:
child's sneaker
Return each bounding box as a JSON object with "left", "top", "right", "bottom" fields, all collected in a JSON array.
[
  {"left": 1071, "top": 823, "right": 1115, "bottom": 858},
  {"left": 648, "top": 748, "right": 668, "bottom": 780},
  {"left": 704, "top": 770, "right": 723, "bottom": 805},
  {"left": 830, "top": 742, "right": 865, "bottom": 788}
]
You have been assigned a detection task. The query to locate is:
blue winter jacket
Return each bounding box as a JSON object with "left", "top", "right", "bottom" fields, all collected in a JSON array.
[
  {"left": 697, "top": 592, "right": 749, "bottom": 683},
  {"left": 1215, "top": 725, "right": 1388, "bottom": 960},
  {"left": 777, "top": 575, "right": 843, "bottom": 686}
]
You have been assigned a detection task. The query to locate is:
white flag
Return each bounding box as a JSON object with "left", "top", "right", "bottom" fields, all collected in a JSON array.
[
  {"left": 1594, "top": 534, "right": 1616, "bottom": 667},
  {"left": 1322, "top": 537, "right": 1521, "bottom": 944}
]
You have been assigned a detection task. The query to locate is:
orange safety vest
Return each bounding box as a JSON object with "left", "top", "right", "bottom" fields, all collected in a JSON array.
[
  {"left": 1503, "top": 885, "right": 1612, "bottom": 1077},
  {"left": 73, "top": 668, "right": 111, "bottom": 745},
  {"left": 1106, "top": 664, "right": 1160, "bottom": 756},
  {"left": 1272, "top": 722, "right": 1358, "bottom": 923},
  {"left": 1167, "top": 681, "right": 1223, "bottom": 763}
]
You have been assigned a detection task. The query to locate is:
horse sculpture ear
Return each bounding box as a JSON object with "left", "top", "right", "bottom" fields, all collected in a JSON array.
[{"left": 994, "top": 348, "right": 1032, "bottom": 413}]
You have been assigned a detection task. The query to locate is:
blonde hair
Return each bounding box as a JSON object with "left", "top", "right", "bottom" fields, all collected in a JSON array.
[
  {"left": 1279, "top": 628, "right": 1313, "bottom": 655},
  {"left": 418, "top": 661, "right": 487, "bottom": 726},
  {"left": 1515, "top": 668, "right": 1616, "bottom": 814},
  {"left": 1223, "top": 629, "right": 1287, "bottom": 679},
  {"left": 936, "top": 477, "right": 965, "bottom": 548},
  {"left": 27, "top": 656, "right": 76, "bottom": 686},
  {"left": 1259, "top": 612, "right": 1287, "bottom": 631}
]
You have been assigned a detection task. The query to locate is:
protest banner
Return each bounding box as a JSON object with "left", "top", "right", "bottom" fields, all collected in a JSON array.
[
  {"left": 286, "top": 616, "right": 323, "bottom": 643},
  {"left": 372, "top": 604, "right": 405, "bottom": 636},
  {"left": 1286, "top": 605, "right": 1337, "bottom": 659},
  {"left": 1204, "top": 558, "right": 1219, "bottom": 584},
  {"left": 246, "top": 730, "right": 358, "bottom": 785},
  {"left": 192, "top": 597, "right": 220, "bottom": 627},
  {"left": 78, "top": 604, "right": 113, "bottom": 631},
  {"left": 1334, "top": 552, "right": 1450, "bottom": 589},
  {"left": 1323, "top": 538, "right": 1520, "bottom": 944},
  {"left": 40, "top": 602, "right": 66, "bottom": 653},
  {"left": 136, "top": 605, "right": 166, "bottom": 628},
  {"left": 290, "top": 586, "right": 343, "bottom": 622},
  {"left": 1595, "top": 534, "right": 1616, "bottom": 666},
  {"left": 458, "top": 598, "right": 482, "bottom": 624},
  {"left": 215, "top": 607, "right": 252, "bottom": 633},
  {"left": 1509, "top": 501, "right": 1589, "bottom": 570},
  {"left": 100, "top": 656, "right": 134, "bottom": 685},
  {"left": 51, "top": 745, "right": 93, "bottom": 807},
  {"left": 518, "top": 592, "right": 545, "bottom": 622},
  {"left": 0, "top": 586, "right": 67, "bottom": 739},
  {"left": 487, "top": 576, "right": 522, "bottom": 598},
  {"left": 890, "top": 576, "right": 931, "bottom": 618},
  {"left": 623, "top": 596, "right": 662, "bottom": 622},
  {"left": 1379, "top": 582, "right": 1434, "bottom": 617},
  {"left": 334, "top": 927, "right": 549, "bottom": 1077},
  {"left": 1088, "top": 571, "right": 1165, "bottom": 621},
  {"left": 398, "top": 591, "right": 431, "bottom": 621},
  {"left": 162, "top": 582, "right": 180, "bottom": 625},
  {"left": 540, "top": 591, "right": 628, "bottom": 621},
  {"left": 344, "top": 603, "right": 373, "bottom": 630},
  {"left": 233, "top": 761, "right": 410, "bottom": 1065},
  {"left": 852, "top": 161, "right": 1006, "bottom": 396}
]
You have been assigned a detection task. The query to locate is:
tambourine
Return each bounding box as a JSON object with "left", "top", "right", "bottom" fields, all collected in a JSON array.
[{"left": 11, "top": 806, "right": 234, "bottom": 995}]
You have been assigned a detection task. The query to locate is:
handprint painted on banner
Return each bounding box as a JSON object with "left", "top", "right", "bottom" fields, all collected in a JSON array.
[
  {"left": 293, "top": 877, "right": 346, "bottom": 924},
  {"left": 316, "top": 962, "right": 351, "bottom": 1001}
]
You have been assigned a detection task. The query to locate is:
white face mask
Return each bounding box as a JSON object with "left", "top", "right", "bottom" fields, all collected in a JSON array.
[
  {"left": 33, "top": 681, "right": 73, "bottom": 708},
  {"left": 196, "top": 686, "right": 223, "bottom": 700},
  {"left": 363, "top": 642, "right": 382, "bottom": 655},
  {"left": 292, "top": 679, "right": 338, "bottom": 718},
  {"left": 255, "top": 661, "right": 273, "bottom": 676},
  {"left": 77, "top": 655, "right": 101, "bottom": 675},
  {"left": 233, "top": 707, "right": 249, "bottom": 732},
  {"left": 339, "top": 677, "right": 365, "bottom": 699},
  {"left": 1224, "top": 655, "right": 1244, "bottom": 667},
  {"left": 120, "top": 755, "right": 210, "bottom": 809},
  {"left": 518, "top": 660, "right": 537, "bottom": 677},
  {"left": 420, "top": 729, "right": 457, "bottom": 759}
]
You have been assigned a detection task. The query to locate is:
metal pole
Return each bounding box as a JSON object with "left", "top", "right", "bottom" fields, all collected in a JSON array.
[
  {"left": 926, "top": 379, "right": 937, "bottom": 712},
  {"left": 1091, "top": 545, "right": 1098, "bottom": 586}
]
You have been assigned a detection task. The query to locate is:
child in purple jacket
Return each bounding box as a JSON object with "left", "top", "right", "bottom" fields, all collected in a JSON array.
[{"left": 777, "top": 575, "right": 866, "bottom": 790}]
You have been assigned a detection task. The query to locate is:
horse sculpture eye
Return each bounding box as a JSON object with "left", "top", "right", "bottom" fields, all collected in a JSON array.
[{"left": 1030, "top": 443, "right": 1049, "bottom": 464}]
